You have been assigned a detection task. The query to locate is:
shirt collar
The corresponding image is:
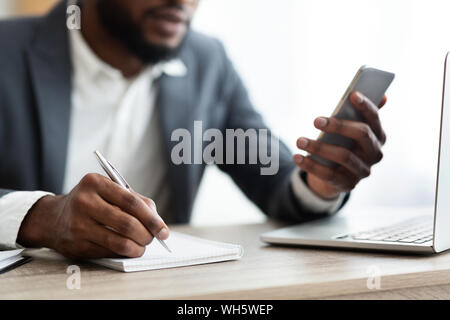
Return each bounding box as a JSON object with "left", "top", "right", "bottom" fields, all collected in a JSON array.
[{"left": 69, "top": 29, "right": 187, "bottom": 81}]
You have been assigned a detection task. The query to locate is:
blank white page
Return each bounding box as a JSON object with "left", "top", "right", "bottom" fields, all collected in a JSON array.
[{"left": 92, "top": 232, "right": 244, "bottom": 272}]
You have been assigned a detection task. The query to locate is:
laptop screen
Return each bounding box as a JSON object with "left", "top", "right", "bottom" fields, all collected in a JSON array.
[{"left": 433, "top": 52, "right": 450, "bottom": 252}]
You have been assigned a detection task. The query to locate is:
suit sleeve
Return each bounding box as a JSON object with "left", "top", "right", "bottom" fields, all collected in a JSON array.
[{"left": 214, "top": 41, "right": 349, "bottom": 223}]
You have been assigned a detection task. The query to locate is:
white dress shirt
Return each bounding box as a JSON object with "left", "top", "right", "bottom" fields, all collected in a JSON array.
[{"left": 0, "top": 30, "right": 344, "bottom": 249}]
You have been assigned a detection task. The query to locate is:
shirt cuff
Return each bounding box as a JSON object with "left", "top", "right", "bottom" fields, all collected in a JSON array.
[
  {"left": 290, "top": 168, "right": 346, "bottom": 215},
  {"left": 0, "top": 191, "right": 54, "bottom": 249}
]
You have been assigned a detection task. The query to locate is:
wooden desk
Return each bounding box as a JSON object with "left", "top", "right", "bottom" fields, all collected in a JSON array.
[{"left": 1, "top": 221, "right": 450, "bottom": 299}]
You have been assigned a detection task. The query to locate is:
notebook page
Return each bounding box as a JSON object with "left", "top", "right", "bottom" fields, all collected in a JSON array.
[
  {"left": 93, "top": 232, "right": 243, "bottom": 272},
  {"left": 0, "top": 249, "right": 23, "bottom": 262},
  {"left": 0, "top": 256, "right": 24, "bottom": 270}
]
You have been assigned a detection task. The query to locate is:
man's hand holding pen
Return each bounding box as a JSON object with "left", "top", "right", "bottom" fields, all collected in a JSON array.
[{"left": 17, "top": 173, "right": 170, "bottom": 259}]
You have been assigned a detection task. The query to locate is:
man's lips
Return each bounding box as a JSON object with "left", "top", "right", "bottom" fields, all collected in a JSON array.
[
  {"left": 143, "top": 7, "right": 189, "bottom": 37},
  {"left": 148, "top": 8, "right": 188, "bottom": 24}
]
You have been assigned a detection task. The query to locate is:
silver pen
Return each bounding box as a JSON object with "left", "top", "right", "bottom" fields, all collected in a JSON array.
[{"left": 94, "top": 150, "right": 171, "bottom": 253}]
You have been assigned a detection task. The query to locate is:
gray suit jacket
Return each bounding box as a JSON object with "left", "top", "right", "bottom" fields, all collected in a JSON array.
[{"left": 0, "top": 2, "right": 347, "bottom": 224}]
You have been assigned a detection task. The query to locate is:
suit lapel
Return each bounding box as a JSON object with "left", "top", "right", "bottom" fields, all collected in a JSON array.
[
  {"left": 25, "top": 2, "right": 72, "bottom": 194},
  {"left": 157, "top": 68, "right": 195, "bottom": 223}
]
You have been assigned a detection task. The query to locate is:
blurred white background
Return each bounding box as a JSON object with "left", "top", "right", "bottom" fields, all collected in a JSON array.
[
  {"left": 2, "top": 0, "right": 450, "bottom": 226},
  {"left": 191, "top": 0, "right": 450, "bottom": 225}
]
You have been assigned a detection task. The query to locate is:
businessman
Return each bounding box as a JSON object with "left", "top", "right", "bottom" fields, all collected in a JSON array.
[{"left": 0, "top": 0, "right": 387, "bottom": 259}]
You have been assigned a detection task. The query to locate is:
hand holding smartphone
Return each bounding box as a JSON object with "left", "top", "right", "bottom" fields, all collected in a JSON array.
[{"left": 310, "top": 66, "right": 395, "bottom": 167}]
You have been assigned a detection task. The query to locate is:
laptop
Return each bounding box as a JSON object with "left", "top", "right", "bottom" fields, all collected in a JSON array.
[{"left": 261, "top": 53, "right": 450, "bottom": 254}]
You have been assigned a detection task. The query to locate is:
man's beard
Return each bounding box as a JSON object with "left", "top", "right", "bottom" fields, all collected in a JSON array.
[{"left": 97, "top": 0, "right": 188, "bottom": 65}]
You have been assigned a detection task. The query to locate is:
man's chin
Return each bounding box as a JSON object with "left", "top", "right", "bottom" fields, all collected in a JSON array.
[
  {"left": 97, "top": 0, "right": 189, "bottom": 65},
  {"left": 143, "top": 26, "right": 187, "bottom": 50},
  {"left": 129, "top": 40, "right": 184, "bottom": 65},
  {"left": 143, "top": 36, "right": 184, "bottom": 51}
]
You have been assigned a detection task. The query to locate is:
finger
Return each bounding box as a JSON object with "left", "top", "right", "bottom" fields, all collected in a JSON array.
[
  {"left": 296, "top": 137, "right": 370, "bottom": 179},
  {"left": 379, "top": 95, "right": 387, "bottom": 109},
  {"left": 350, "top": 91, "right": 386, "bottom": 144},
  {"left": 136, "top": 195, "right": 171, "bottom": 238},
  {"left": 133, "top": 192, "right": 170, "bottom": 240},
  {"left": 314, "top": 117, "right": 383, "bottom": 165},
  {"left": 89, "top": 195, "right": 153, "bottom": 246},
  {"left": 74, "top": 240, "right": 120, "bottom": 259},
  {"left": 86, "top": 221, "right": 146, "bottom": 258},
  {"left": 59, "top": 241, "right": 118, "bottom": 260},
  {"left": 138, "top": 195, "right": 158, "bottom": 213},
  {"left": 293, "top": 154, "right": 359, "bottom": 191},
  {"left": 93, "top": 176, "right": 169, "bottom": 240}
]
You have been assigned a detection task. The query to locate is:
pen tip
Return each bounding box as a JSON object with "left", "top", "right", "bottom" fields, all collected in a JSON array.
[{"left": 158, "top": 239, "right": 172, "bottom": 253}]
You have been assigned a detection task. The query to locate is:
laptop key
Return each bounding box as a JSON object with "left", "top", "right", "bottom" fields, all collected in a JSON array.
[
  {"left": 369, "top": 235, "right": 390, "bottom": 241},
  {"left": 352, "top": 234, "right": 372, "bottom": 240},
  {"left": 382, "top": 237, "right": 401, "bottom": 242},
  {"left": 347, "top": 216, "right": 434, "bottom": 245},
  {"left": 398, "top": 237, "right": 425, "bottom": 243},
  {"left": 414, "top": 238, "right": 432, "bottom": 244}
]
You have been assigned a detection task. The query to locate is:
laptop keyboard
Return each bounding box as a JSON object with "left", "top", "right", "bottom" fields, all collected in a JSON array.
[{"left": 344, "top": 215, "right": 434, "bottom": 244}]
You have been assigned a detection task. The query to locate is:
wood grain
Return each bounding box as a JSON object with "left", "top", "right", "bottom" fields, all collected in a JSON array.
[{"left": 1, "top": 221, "right": 450, "bottom": 299}]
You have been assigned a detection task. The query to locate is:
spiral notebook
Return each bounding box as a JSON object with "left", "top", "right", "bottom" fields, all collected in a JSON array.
[{"left": 92, "top": 232, "right": 244, "bottom": 272}]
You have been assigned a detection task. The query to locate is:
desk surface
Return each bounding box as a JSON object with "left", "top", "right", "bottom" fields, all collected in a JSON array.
[{"left": 2, "top": 220, "right": 450, "bottom": 299}]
